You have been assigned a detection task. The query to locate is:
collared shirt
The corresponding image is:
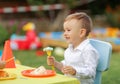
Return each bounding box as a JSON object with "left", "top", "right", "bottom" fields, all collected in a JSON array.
[{"left": 61, "top": 39, "right": 99, "bottom": 84}]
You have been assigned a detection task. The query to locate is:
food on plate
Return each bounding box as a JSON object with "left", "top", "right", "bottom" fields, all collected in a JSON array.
[
  {"left": 0, "top": 61, "right": 6, "bottom": 69},
  {"left": 30, "top": 66, "right": 47, "bottom": 75},
  {"left": 0, "top": 70, "right": 9, "bottom": 78}
]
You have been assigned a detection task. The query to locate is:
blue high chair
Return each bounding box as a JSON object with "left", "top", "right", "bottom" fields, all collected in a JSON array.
[{"left": 90, "top": 39, "right": 112, "bottom": 84}]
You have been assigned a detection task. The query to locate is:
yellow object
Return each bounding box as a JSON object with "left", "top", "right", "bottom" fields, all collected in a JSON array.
[
  {"left": 0, "top": 64, "right": 80, "bottom": 84},
  {"left": 106, "top": 27, "right": 119, "bottom": 37},
  {"left": 46, "top": 50, "right": 51, "bottom": 56},
  {"left": 23, "top": 22, "right": 35, "bottom": 31},
  {"left": 0, "top": 73, "right": 16, "bottom": 80},
  {"left": 43, "top": 47, "right": 55, "bottom": 70},
  {"left": 47, "top": 51, "right": 55, "bottom": 70},
  {"left": 15, "top": 59, "right": 21, "bottom": 64},
  {"left": 46, "top": 50, "right": 55, "bottom": 70}
]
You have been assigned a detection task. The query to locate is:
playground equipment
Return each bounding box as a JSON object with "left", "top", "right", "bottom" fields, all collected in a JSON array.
[{"left": 10, "top": 22, "right": 42, "bottom": 50}]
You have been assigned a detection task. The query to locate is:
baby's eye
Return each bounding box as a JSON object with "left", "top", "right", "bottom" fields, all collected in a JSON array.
[
  {"left": 67, "top": 29, "right": 71, "bottom": 31},
  {"left": 64, "top": 28, "right": 71, "bottom": 32}
]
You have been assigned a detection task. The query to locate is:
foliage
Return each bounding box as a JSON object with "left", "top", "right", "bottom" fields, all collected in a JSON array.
[
  {"left": 27, "top": 0, "right": 75, "bottom": 8},
  {"left": 105, "top": 5, "right": 120, "bottom": 28},
  {"left": 87, "top": 0, "right": 120, "bottom": 28},
  {"left": 27, "top": 0, "right": 44, "bottom": 5},
  {"left": 27, "top": 0, "right": 120, "bottom": 28},
  {"left": 88, "top": 0, "right": 106, "bottom": 15},
  {"left": 0, "top": 23, "right": 18, "bottom": 45},
  {"left": 0, "top": 25, "right": 9, "bottom": 45},
  {"left": 88, "top": 0, "right": 120, "bottom": 15}
]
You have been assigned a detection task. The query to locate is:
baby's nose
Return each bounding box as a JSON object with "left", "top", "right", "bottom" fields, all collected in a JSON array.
[{"left": 63, "top": 32, "right": 67, "bottom": 37}]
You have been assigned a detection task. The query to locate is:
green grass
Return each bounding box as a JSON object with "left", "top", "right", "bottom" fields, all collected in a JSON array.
[
  {"left": 13, "top": 49, "right": 64, "bottom": 74},
  {"left": 1, "top": 47, "right": 120, "bottom": 84},
  {"left": 102, "top": 52, "right": 120, "bottom": 84}
]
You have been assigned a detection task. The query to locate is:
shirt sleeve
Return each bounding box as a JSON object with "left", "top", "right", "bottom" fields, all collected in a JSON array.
[{"left": 74, "top": 49, "right": 99, "bottom": 79}]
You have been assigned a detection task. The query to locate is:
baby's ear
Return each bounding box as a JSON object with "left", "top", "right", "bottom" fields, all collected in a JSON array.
[{"left": 79, "top": 28, "right": 86, "bottom": 37}]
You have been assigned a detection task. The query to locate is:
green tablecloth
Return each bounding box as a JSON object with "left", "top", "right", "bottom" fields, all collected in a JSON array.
[{"left": 0, "top": 64, "right": 80, "bottom": 84}]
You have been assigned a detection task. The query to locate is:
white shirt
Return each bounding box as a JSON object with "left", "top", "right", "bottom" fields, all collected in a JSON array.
[{"left": 61, "top": 39, "right": 99, "bottom": 84}]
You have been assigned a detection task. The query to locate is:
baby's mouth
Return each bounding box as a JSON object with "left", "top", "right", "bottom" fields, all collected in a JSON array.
[{"left": 65, "top": 37, "right": 70, "bottom": 40}]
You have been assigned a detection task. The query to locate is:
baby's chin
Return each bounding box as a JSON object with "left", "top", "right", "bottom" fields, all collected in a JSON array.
[{"left": 66, "top": 40, "right": 72, "bottom": 44}]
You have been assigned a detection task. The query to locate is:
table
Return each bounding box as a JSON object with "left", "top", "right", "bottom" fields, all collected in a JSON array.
[{"left": 0, "top": 64, "right": 80, "bottom": 84}]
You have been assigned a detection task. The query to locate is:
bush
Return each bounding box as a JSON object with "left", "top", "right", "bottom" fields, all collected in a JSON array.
[
  {"left": 0, "top": 23, "right": 17, "bottom": 45},
  {"left": 0, "top": 24, "right": 9, "bottom": 45}
]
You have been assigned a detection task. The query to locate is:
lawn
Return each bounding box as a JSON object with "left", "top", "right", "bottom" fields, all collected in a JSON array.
[
  {"left": 13, "top": 49, "right": 64, "bottom": 74},
  {"left": 102, "top": 52, "right": 120, "bottom": 84},
  {"left": 1, "top": 47, "right": 120, "bottom": 84}
]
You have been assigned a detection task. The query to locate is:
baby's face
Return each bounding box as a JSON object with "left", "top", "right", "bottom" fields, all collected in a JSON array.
[{"left": 63, "top": 19, "right": 82, "bottom": 44}]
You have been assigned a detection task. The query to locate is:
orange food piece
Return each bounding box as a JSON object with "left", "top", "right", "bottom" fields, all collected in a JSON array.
[{"left": 0, "top": 70, "right": 9, "bottom": 77}]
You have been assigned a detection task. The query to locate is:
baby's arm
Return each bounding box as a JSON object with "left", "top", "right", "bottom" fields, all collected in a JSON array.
[{"left": 47, "top": 56, "right": 63, "bottom": 71}]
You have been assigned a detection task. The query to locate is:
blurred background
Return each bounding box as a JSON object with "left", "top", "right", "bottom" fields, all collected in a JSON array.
[
  {"left": 0, "top": 0, "right": 120, "bottom": 84},
  {"left": 0, "top": 0, "right": 120, "bottom": 51}
]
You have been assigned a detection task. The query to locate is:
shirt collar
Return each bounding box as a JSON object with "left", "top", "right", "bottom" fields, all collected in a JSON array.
[{"left": 68, "top": 39, "right": 90, "bottom": 51}]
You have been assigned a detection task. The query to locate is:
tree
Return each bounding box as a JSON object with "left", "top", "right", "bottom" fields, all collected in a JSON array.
[{"left": 88, "top": 0, "right": 120, "bottom": 28}]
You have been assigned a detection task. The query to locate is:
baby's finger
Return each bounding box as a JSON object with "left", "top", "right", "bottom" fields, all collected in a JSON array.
[{"left": 62, "top": 67, "right": 69, "bottom": 74}]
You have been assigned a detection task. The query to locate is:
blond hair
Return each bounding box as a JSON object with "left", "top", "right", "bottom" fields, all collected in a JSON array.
[{"left": 64, "top": 12, "right": 92, "bottom": 36}]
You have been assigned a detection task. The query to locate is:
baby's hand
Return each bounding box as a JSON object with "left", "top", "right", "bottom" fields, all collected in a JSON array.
[
  {"left": 0, "top": 61, "right": 6, "bottom": 69},
  {"left": 62, "top": 66, "right": 76, "bottom": 75},
  {"left": 47, "top": 56, "right": 55, "bottom": 66}
]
